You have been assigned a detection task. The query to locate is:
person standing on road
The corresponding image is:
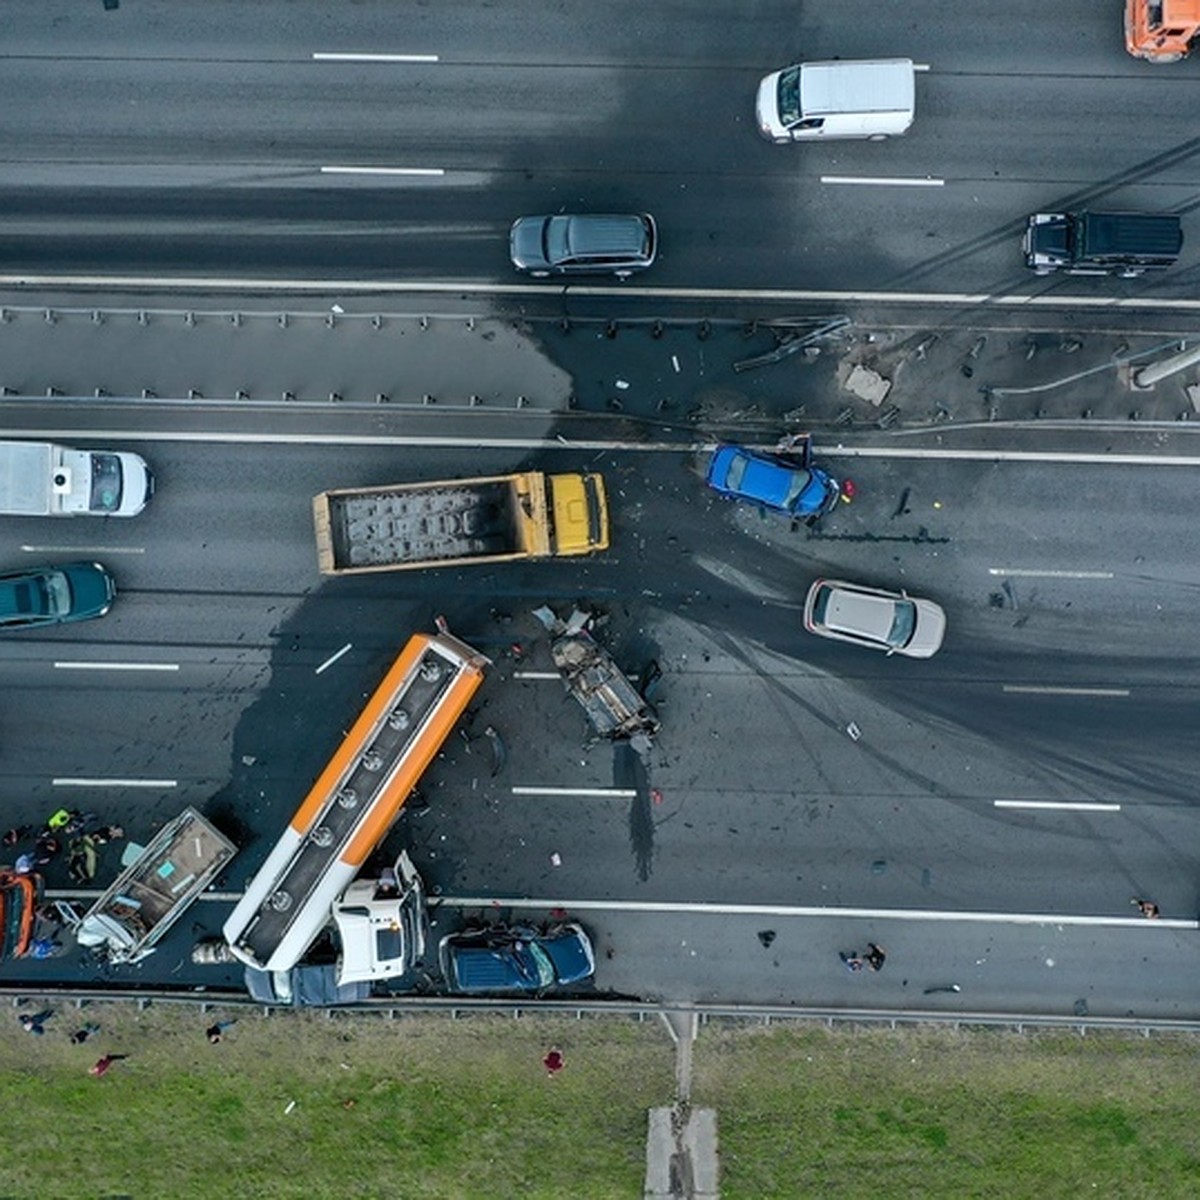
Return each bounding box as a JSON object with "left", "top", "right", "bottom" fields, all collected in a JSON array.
[
  {"left": 839, "top": 951, "right": 865, "bottom": 973},
  {"left": 1132, "top": 898, "right": 1161, "bottom": 919},
  {"left": 865, "top": 943, "right": 887, "bottom": 972}
]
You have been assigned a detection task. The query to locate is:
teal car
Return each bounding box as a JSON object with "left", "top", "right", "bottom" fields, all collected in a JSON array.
[{"left": 0, "top": 562, "right": 116, "bottom": 629}]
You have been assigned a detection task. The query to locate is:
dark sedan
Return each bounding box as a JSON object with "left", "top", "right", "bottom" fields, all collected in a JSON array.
[{"left": 0, "top": 562, "right": 115, "bottom": 630}]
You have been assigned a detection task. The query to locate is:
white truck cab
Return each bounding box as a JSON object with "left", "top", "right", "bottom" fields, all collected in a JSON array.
[
  {"left": 332, "top": 852, "right": 427, "bottom": 986},
  {"left": 756, "top": 58, "right": 915, "bottom": 142},
  {"left": 0, "top": 440, "right": 153, "bottom": 516}
]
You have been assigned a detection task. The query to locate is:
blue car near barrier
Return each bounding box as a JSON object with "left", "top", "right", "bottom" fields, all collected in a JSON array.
[
  {"left": 439, "top": 922, "right": 596, "bottom": 994},
  {"left": 705, "top": 439, "right": 842, "bottom": 524}
]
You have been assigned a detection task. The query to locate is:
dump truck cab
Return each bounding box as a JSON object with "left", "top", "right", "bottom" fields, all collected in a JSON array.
[{"left": 1126, "top": 0, "right": 1200, "bottom": 61}]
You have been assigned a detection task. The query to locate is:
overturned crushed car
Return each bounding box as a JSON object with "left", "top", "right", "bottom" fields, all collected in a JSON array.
[{"left": 534, "top": 606, "right": 661, "bottom": 752}]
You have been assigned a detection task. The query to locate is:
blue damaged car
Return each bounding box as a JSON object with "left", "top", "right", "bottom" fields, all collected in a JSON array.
[
  {"left": 439, "top": 922, "right": 595, "bottom": 994},
  {"left": 705, "top": 440, "right": 841, "bottom": 524}
]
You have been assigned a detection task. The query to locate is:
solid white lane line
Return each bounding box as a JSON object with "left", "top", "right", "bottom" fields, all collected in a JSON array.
[
  {"left": 53, "top": 661, "right": 179, "bottom": 672},
  {"left": 989, "top": 568, "right": 1114, "bottom": 579},
  {"left": 312, "top": 52, "right": 439, "bottom": 63},
  {"left": 53, "top": 777, "right": 176, "bottom": 788},
  {"left": 513, "top": 671, "right": 561, "bottom": 680},
  {"left": 315, "top": 643, "right": 353, "bottom": 675},
  {"left": 20, "top": 274, "right": 1200, "bottom": 311},
  {"left": 1002, "top": 685, "right": 1130, "bottom": 697},
  {"left": 994, "top": 800, "right": 1122, "bottom": 812},
  {"left": 18, "top": 427, "right": 1200, "bottom": 467},
  {"left": 821, "top": 175, "right": 944, "bottom": 187},
  {"left": 436, "top": 895, "right": 1196, "bottom": 928},
  {"left": 511, "top": 786, "right": 637, "bottom": 798},
  {"left": 321, "top": 165, "right": 444, "bottom": 177},
  {"left": 21, "top": 544, "right": 145, "bottom": 555}
]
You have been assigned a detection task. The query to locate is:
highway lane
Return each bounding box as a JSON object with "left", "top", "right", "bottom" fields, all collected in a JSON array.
[
  {"left": 0, "top": 436, "right": 1197, "bottom": 927},
  {"left": 3, "top": 2, "right": 1200, "bottom": 291}
]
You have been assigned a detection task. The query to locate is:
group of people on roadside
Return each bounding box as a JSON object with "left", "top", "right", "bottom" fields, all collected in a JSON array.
[
  {"left": 4, "top": 809, "right": 125, "bottom": 884},
  {"left": 18, "top": 1007, "right": 239, "bottom": 1076}
]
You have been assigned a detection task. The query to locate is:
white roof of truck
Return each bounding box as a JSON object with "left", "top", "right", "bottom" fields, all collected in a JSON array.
[
  {"left": 0, "top": 441, "right": 52, "bottom": 514},
  {"left": 801, "top": 58, "right": 914, "bottom": 116}
]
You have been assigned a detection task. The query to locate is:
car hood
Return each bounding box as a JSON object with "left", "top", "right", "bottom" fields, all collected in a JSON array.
[
  {"left": 540, "top": 927, "right": 595, "bottom": 984},
  {"left": 509, "top": 217, "right": 549, "bottom": 270},
  {"left": 61, "top": 562, "right": 115, "bottom": 618},
  {"left": 903, "top": 598, "right": 947, "bottom": 658}
]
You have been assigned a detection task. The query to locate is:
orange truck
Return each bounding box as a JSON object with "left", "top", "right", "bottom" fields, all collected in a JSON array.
[{"left": 1126, "top": 0, "right": 1200, "bottom": 61}]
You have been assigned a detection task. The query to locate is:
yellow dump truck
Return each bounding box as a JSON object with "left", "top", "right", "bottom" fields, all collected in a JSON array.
[{"left": 312, "top": 470, "right": 609, "bottom": 574}]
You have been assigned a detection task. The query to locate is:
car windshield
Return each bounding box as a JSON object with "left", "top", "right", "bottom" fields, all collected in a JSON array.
[
  {"left": 782, "top": 468, "right": 815, "bottom": 509},
  {"left": 89, "top": 453, "right": 123, "bottom": 512},
  {"left": 778, "top": 66, "right": 802, "bottom": 127},
  {"left": 545, "top": 219, "right": 571, "bottom": 267},
  {"left": 525, "top": 940, "right": 557, "bottom": 987},
  {"left": 723, "top": 452, "right": 749, "bottom": 490},
  {"left": 887, "top": 599, "right": 917, "bottom": 647}
]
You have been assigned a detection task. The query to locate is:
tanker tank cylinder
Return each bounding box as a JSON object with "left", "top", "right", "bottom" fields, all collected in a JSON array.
[
  {"left": 336, "top": 787, "right": 359, "bottom": 808},
  {"left": 268, "top": 890, "right": 293, "bottom": 913},
  {"left": 362, "top": 750, "right": 385, "bottom": 772},
  {"left": 388, "top": 708, "right": 411, "bottom": 731},
  {"left": 310, "top": 825, "right": 334, "bottom": 847}
]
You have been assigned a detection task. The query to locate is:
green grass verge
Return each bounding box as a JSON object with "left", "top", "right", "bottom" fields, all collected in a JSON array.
[
  {"left": 0, "top": 1004, "right": 671, "bottom": 1199},
  {"left": 694, "top": 1023, "right": 1200, "bottom": 1200},
  {"left": 5, "top": 1005, "right": 1200, "bottom": 1199}
]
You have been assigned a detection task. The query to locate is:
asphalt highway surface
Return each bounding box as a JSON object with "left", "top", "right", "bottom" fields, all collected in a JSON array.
[
  {"left": 0, "top": 3, "right": 1198, "bottom": 1021},
  {"left": 0, "top": 427, "right": 1196, "bottom": 1017},
  {"left": 4, "top": 1, "right": 1200, "bottom": 294}
]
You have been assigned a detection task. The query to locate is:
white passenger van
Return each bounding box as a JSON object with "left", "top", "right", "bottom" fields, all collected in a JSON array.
[{"left": 755, "top": 58, "right": 915, "bottom": 142}]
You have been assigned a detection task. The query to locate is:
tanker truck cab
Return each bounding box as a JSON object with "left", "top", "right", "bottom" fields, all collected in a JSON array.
[{"left": 755, "top": 58, "right": 915, "bottom": 142}]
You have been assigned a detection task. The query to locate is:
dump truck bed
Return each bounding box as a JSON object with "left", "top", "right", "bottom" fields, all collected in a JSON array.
[{"left": 314, "top": 475, "right": 536, "bottom": 573}]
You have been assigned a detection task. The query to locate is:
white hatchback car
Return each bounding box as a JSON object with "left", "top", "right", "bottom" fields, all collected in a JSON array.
[{"left": 803, "top": 578, "right": 946, "bottom": 658}]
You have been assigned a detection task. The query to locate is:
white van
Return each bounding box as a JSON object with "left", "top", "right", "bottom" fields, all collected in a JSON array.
[{"left": 755, "top": 58, "right": 915, "bottom": 142}]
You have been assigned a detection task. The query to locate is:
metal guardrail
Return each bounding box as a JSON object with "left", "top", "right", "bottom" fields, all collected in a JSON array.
[{"left": 4, "top": 986, "right": 1198, "bottom": 1037}]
